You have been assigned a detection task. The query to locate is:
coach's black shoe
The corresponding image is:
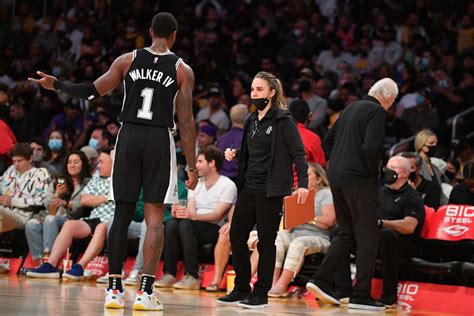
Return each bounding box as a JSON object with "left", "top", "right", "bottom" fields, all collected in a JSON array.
[
  {"left": 335, "top": 291, "right": 352, "bottom": 304},
  {"left": 306, "top": 279, "right": 340, "bottom": 306},
  {"left": 217, "top": 290, "right": 249, "bottom": 306},
  {"left": 348, "top": 297, "right": 385, "bottom": 311},
  {"left": 379, "top": 294, "right": 397, "bottom": 309},
  {"left": 238, "top": 293, "right": 268, "bottom": 309}
]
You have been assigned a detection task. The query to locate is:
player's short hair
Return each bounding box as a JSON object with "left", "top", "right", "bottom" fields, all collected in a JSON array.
[
  {"left": 151, "top": 12, "right": 178, "bottom": 38},
  {"left": 198, "top": 145, "right": 224, "bottom": 172}
]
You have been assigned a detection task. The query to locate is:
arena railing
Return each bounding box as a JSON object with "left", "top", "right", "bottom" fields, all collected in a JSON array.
[{"left": 451, "top": 106, "right": 474, "bottom": 159}]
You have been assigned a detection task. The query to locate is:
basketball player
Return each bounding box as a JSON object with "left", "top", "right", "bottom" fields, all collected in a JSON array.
[{"left": 29, "top": 12, "right": 198, "bottom": 311}]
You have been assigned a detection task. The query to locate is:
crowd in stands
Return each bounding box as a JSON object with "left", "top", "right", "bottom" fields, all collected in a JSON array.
[{"left": 0, "top": 0, "right": 474, "bottom": 307}]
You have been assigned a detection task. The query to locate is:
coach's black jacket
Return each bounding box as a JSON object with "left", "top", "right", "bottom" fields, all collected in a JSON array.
[
  {"left": 323, "top": 95, "right": 386, "bottom": 187},
  {"left": 236, "top": 108, "right": 308, "bottom": 197}
]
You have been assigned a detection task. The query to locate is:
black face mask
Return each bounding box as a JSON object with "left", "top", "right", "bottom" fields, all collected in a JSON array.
[
  {"left": 251, "top": 97, "right": 270, "bottom": 111},
  {"left": 409, "top": 171, "right": 417, "bottom": 181},
  {"left": 445, "top": 170, "right": 456, "bottom": 181},
  {"left": 384, "top": 168, "right": 398, "bottom": 185},
  {"left": 425, "top": 145, "right": 437, "bottom": 157},
  {"left": 299, "top": 80, "right": 311, "bottom": 93}
]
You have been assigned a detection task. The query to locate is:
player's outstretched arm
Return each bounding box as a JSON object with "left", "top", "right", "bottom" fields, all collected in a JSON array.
[
  {"left": 176, "top": 61, "right": 198, "bottom": 190},
  {"left": 28, "top": 53, "right": 133, "bottom": 100}
]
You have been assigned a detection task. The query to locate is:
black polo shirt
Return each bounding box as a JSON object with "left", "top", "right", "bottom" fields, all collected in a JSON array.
[
  {"left": 244, "top": 108, "right": 276, "bottom": 190},
  {"left": 379, "top": 182, "right": 425, "bottom": 239},
  {"left": 449, "top": 182, "right": 474, "bottom": 205},
  {"left": 416, "top": 177, "right": 441, "bottom": 210}
]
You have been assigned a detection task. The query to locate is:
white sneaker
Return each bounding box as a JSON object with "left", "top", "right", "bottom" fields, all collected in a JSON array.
[
  {"left": 155, "top": 274, "right": 177, "bottom": 288},
  {"left": 173, "top": 275, "right": 200, "bottom": 290},
  {"left": 124, "top": 269, "right": 141, "bottom": 285},
  {"left": 133, "top": 290, "right": 164, "bottom": 311},
  {"left": 104, "top": 289, "right": 125, "bottom": 309},
  {"left": 97, "top": 271, "right": 126, "bottom": 284}
]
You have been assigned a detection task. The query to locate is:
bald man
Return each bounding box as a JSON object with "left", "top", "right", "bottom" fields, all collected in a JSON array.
[{"left": 376, "top": 156, "right": 425, "bottom": 308}]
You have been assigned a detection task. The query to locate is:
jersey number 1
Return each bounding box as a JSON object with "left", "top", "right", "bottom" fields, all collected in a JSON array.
[{"left": 137, "top": 88, "right": 154, "bottom": 120}]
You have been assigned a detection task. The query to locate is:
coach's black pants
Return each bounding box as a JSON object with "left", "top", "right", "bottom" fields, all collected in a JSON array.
[
  {"left": 312, "top": 182, "right": 379, "bottom": 299},
  {"left": 230, "top": 187, "right": 283, "bottom": 299}
]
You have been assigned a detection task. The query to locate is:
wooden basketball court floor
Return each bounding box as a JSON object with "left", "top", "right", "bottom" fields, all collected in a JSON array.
[{"left": 0, "top": 275, "right": 452, "bottom": 316}]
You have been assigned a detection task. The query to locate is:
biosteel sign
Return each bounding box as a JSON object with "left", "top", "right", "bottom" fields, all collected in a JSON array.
[{"left": 424, "top": 205, "right": 474, "bottom": 241}]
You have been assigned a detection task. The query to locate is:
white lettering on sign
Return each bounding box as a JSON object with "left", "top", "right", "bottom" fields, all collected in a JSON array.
[
  {"left": 398, "top": 283, "right": 419, "bottom": 302},
  {"left": 445, "top": 205, "right": 474, "bottom": 217}
]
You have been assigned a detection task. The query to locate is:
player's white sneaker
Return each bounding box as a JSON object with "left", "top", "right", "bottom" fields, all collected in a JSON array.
[
  {"left": 133, "top": 290, "right": 164, "bottom": 311},
  {"left": 104, "top": 289, "right": 125, "bottom": 309}
]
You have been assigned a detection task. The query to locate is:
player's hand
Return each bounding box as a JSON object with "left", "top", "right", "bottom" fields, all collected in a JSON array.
[
  {"left": 293, "top": 187, "right": 309, "bottom": 204},
  {"left": 225, "top": 148, "right": 236, "bottom": 161},
  {"left": 27, "top": 71, "right": 57, "bottom": 90},
  {"left": 186, "top": 171, "right": 198, "bottom": 190}
]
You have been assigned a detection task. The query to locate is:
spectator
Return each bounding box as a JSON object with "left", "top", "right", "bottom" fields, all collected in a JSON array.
[
  {"left": 80, "top": 146, "right": 99, "bottom": 174},
  {"left": 216, "top": 104, "right": 248, "bottom": 182},
  {"left": 43, "top": 102, "right": 84, "bottom": 140},
  {"left": 26, "top": 148, "right": 115, "bottom": 278},
  {"left": 29, "top": 137, "right": 53, "bottom": 172},
  {"left": 315, "top": 39, "right": 353, "bottom": 74},
  {"left": 197, "top": 123, "right": 218, "bottom": 150},
  {"left": 377, "top": 156, "right": 425, "bottom": 307},
  {"left": 88, "top": 127, "right": 112, "bottom": 151},
  {"left": 269, "top": 163, "right": 335, "bottom": 297},
  {"left": 195, "top": 85, "right": 230, "bottom": 133},
  {"left": 369, "top": 26, "right": 403, "bottom": 68},
  {"left": 445, "top": 158, "right": 461, "bottom": 186},
  {"left": 106, "top": 120, "right": 120, "bottom": 144},
  {"left": 24, "top": 150, "right": 91, "bottom": 266},
  {"left": 449, "top": 162, "right": 474, "bottom": 205},
  {"left": 402, "top": 92, "right": 439, "bottom": 133},
  {"left": 296, "top": 68, "right": 328, "bottom": 131},
  {"left": 414, "top": 130, "right": 448, "bottom": 204},
  {"left": 156, "top": 146, "right": 236, "bottom": 290},
  {"left": 0, "top": 143, "right": 52, "bottom": 233},
  {"left": 288, "top": 99, "right": 326, "bottom": 168},
  {"left": 8, "top": 96, "right": 43, "bottom": 142},
  {"left": 401, "top": 152, "right": 441, "bottom": 209},
  {"left": 45, "top": 129, "right": 69, "bottom": 176}
]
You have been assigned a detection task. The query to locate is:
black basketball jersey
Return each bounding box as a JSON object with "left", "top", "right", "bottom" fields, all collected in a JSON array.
[{"left": 119, "top": 48, "right": 182, "bottom": 128}]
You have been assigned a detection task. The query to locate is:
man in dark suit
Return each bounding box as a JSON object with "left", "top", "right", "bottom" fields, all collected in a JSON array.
[{"left": 306, "top": 78, "right": 399, "bottom": 311}]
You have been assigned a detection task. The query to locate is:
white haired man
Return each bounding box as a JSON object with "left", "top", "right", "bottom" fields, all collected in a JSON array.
[{"left": 306, "top": 78, "right": 399, "bottom": 311}]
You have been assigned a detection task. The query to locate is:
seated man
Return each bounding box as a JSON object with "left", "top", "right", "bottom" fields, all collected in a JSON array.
[
  {"left": 0, "top": 143, "right": 52, "bottom": 233},
  {"left": 156, "top": 146, "right": 237, "bottom": 290},
  {"left": 377, "top": 156, "right": 425, "bottom": 307},
  {"left": 26, "top": 148, "right": 115, "bottom": 278}
]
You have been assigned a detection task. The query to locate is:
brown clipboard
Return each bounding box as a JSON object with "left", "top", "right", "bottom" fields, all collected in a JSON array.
[{"left": 283, "top": 188, "right": 315, "bottom": 230}]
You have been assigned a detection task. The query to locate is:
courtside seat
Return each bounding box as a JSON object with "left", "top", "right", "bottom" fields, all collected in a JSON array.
[
  {"left": 198, "top": 243, "right": 216, "bottom": 263},
  {"left": 0, "top": 229, "right": 29, "bottom": 258},
  {"left": 460, "top": 262, "right": 474, "bottom": 277},
  {"left": 409, "top": 257, "right": 462, "bottom": 276},
  {"left": 292, "top": 253, "right": 325, "bottom": 286}
]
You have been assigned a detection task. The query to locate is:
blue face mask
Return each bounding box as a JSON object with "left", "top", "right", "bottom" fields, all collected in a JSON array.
[
  {"left": 48, "top": 139, "right": 62, "bottom": 151},
  {"left": 88, "top": 138, "right": 99, "bottom": 150}
]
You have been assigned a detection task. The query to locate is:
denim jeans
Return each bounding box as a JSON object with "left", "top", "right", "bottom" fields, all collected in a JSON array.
[{"left": 25, "top": 215, "right": 68, "bottom": 260}]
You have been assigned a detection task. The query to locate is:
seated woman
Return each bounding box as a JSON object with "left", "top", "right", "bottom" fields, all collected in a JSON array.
[
  {"left": 25, "top": 150, "right": 91, "bottom": 267},
  {"left": 26, "top": 148, "right": 115, "bottom": 278},
  {"left": 268, "top": 163, "right": 336, "bottom": 297}
]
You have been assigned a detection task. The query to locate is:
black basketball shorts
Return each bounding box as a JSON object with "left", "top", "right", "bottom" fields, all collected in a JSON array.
[{"left": 110, "top": 123, "right": 178, "bottom": 204}]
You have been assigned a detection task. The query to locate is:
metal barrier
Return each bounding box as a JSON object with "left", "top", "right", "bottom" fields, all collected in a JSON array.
[
  {"left": 451, "top": 106, "right": 474, "bottom": 158},
  {"left": 388, "top": 135, "right": 416, "bottom": 157}
]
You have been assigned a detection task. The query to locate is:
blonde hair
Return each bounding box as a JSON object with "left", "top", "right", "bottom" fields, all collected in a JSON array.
[
  {"left": 414, "top": 129, "right": 436, "bottom": 152},
  {"left": 308, "top": 163, "right": 329, "bottom": 189},
  {"left": 254, "top": 71, "right": 286, "bottom": 109}
]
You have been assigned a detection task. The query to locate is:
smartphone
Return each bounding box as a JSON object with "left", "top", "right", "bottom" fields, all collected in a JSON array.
[{"left": 57, "top": 178, "right": 65, "bottom": 184}]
